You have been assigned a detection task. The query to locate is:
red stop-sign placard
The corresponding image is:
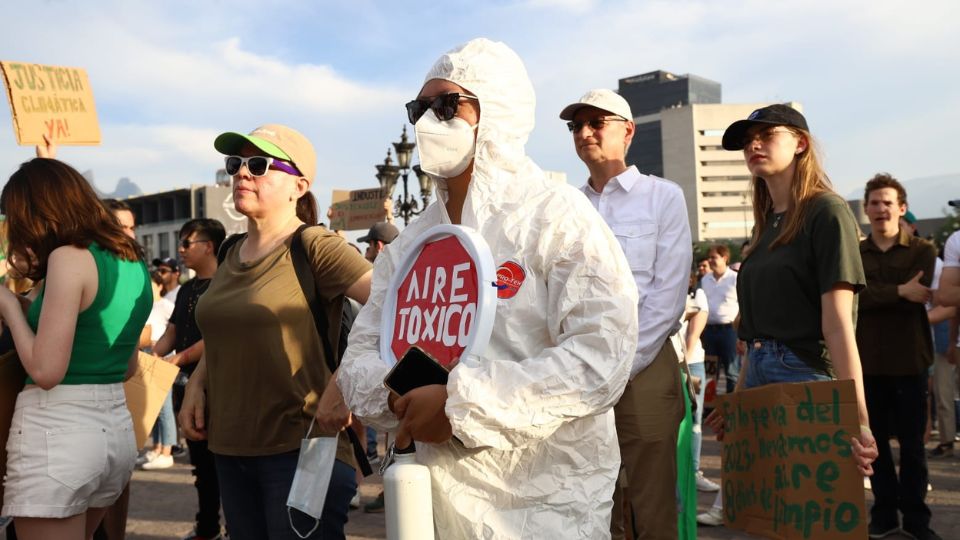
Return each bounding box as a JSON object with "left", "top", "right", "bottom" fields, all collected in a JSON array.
[{"left": 390, "top": 235, "right": 479, "bottom": 367}]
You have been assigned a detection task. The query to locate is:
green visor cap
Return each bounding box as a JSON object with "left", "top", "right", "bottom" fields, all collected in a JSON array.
[{"left": 213, "top": 132, "right": 293, "bottom": 162}]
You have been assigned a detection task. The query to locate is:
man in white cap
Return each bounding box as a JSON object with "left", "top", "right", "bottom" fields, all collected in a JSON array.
[
  {"left": 560, "top": 89, "right": 692, "bottom": 540},
  {"left": 332, "top": 39, "right": 639, "bottom": 539}
]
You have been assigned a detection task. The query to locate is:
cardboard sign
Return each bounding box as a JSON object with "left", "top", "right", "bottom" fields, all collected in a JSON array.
[
  {"left": 0, "top": 61, "right": 100, "bottom": 145},
  {"left": 124, "top": 352, "right": 180, "bottom": 448},
  {"left": 380, "top": 225, "right": 498, "bottom": 372},
  {"left": 716, "top": 380, "right": 867, "bottom": 540},
  {"left": 329, "top": 188, "right": 387, "bottom": 231}
]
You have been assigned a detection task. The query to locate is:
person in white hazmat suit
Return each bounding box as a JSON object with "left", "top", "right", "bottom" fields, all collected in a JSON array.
[{"left": 328, "top": 38, "right": 639, "bottom": 539}]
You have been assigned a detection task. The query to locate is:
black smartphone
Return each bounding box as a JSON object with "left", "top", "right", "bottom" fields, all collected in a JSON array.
[{"left": 383, "top": 346, "right": 449, "bottom": 396}]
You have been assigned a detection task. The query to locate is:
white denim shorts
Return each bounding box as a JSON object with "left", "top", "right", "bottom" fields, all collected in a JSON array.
[{"left": 2, "top": 383, "right": 137, "bottom": 518}]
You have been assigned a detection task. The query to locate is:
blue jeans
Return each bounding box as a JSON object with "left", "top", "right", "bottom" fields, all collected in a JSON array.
[
  {"left": 688, "top": 362, "right": 706, "bottom": 472},
  {"left": 742, "top": 339, "right": 831, "bottom": 389},
  {"left": 214, "top": 451, "right": 356, "bottom": 540},
  {"left": 365, "top": 426, "right": 377, "bottom": 457},
  {"left": 702, "top": 324, "right": 740, "bottom": 392},
  {"left": 150, "top": 390, "right": 177, "bottom": 447}
]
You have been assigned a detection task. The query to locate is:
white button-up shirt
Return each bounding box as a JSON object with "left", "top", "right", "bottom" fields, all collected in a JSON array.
[
  {"left": 701, "top": 268, "right": 739, "bottom": 325},
  {"left": 582, "top": 165, "right": 692, "bottom": 377}
]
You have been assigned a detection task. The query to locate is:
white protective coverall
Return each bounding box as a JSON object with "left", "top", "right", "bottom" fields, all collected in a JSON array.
[{"left": 338, "top": 38, "right": 639, "bottom": 539}]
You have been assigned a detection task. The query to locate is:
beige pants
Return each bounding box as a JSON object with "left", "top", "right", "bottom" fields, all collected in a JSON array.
[
  {"left": 611, "top": 340, "right": 685, "bottom": 540},
  {"left": 934, "top": 352, "right": 958, "bottom": 443}
]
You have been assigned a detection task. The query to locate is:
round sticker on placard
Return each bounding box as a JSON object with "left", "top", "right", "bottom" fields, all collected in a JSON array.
[{"left": 380, "top": 225, "right": 498, "bottom": 368}]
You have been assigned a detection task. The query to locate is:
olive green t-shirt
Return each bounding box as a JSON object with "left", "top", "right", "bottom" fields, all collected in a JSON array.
[
  {"left": 737, "top": 193, "right": 865, "bottom": 375},
  {"left": 196, "top": 227, "right": 371, "bottom": 462}
]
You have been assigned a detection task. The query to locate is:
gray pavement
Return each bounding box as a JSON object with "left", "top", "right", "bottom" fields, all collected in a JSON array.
[{"left": 2, "top": 436, "right": 958, "bottom": 539}]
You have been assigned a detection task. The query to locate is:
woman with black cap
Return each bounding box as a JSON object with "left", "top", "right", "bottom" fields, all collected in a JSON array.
[{"left": 702, "top": 104, "right": 878, "bottom": 522}]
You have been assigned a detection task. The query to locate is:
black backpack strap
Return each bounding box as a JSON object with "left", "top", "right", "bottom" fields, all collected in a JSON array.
[
  {"left": 290, "top": 225, "right": 373, "bottom": 477},
  {"left": 289, "top": 225, "right": 338, "bottom": 375},
  {"left": 217, "top": 232, "right": 247, "bottom": 266}
]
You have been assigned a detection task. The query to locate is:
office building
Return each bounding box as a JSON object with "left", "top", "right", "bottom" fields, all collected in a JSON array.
[
  {"left": 123, "top": 171, "right": 246, "bottom": 262},
  {"left": 619, "top": 70, "right": 721, "bottom": 177}
]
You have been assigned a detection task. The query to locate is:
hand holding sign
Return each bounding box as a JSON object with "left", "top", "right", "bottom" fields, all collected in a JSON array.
[
  {"left": 850, "top": 429, "right": 877, "bottom": 476},
  {"left": 36, "top": 133, "right": 56, "bottom": 159}
]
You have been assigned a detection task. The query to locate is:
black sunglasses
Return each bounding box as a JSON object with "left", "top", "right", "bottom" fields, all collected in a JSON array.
[
  {"left": 180, "top": 238, "right": 211, "bottom": 249},
  {"left": 405, "top": 92, "right": 479, "bottom": 124},
  {"left": 566, "top": 116, "right": 627, "bottom": 133}
]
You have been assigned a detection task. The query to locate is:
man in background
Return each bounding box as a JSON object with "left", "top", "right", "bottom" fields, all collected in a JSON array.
[{"left": 154, "top": 219, "right": 226, "bottom": 540}]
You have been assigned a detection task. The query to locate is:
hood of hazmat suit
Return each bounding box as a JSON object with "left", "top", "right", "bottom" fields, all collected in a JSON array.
[{"left": 338, "top": 38, "right": 639, "bottom": 539}]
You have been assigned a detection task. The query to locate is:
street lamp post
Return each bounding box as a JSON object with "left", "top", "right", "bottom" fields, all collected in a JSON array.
[{"left": 376, "top": 126, "right": 433, "bottom": 225}]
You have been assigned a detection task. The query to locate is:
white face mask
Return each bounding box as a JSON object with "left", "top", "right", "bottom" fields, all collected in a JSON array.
[
  {"left": 286, "top": 422, "right": 337, "bottom": 539},
  {"left": 415, "top": 109, "right": 478, "bottom": 179}
]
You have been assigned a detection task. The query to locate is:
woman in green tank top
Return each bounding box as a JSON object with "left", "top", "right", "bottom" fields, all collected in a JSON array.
[{"left": 0, "top": 157, "right": 151, "bottom": 539}]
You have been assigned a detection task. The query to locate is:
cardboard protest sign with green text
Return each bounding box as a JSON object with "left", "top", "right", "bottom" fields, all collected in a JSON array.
[
  {"left": 717, "top": 380, "right": 867, "bottom": 539},
  {"left": 329, "top": 188, "right": 387, "bottom": 231},
  {"left": 0, "top": 61, "right": 100, "bottom": 145}
]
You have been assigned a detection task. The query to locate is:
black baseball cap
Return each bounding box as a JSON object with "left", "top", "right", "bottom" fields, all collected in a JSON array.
[
  {"left": 152, "top": 257, "right": 180, "bottom": 272},
  {"left": 358, "top": 222, "right": 399, "bottom": 244},
  {"left": 949, "top": 199, "right": 960, "bottom": 208},
  {"left": 722, "top": 104, "right": 810, "bottom": 151}
]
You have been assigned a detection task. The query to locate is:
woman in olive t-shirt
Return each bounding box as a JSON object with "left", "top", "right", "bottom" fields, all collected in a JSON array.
[
  {"left": 179, "top": 125, "right": 372, "bottom": 540},
  {"left": 705, "top": 105, "right": 878, "bottom": 477}
]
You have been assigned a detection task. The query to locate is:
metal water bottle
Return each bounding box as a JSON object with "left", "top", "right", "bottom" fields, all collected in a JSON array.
[{"left": 384, "top": 444, "right": 434, "bottom": 539}]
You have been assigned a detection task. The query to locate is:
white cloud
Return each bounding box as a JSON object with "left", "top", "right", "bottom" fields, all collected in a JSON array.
[
  {"left": 0, "top": 0, "right": 957, "bottom": 229},
  {"left": 522, "top": 0, "right": 599, "bottom": 14}
]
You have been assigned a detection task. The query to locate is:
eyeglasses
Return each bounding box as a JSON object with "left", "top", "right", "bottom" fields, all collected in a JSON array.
[
  {"left": 741, "top": 128, "right": 797, "bottom": 148},
  {"left": 156, "top": 268, "right": 176, "bottom": 275},
  {"left": 224, "top": 155, "right": 301, "bottom": 177},
  {"left": 566, "top": 116, "right": 627, "bottom": 133},
  {"left": 405, "top": 93, "right": 479, "bottom": 124},
  {"left": 180, "top": 238, "right": 211, "bottom": 249}
]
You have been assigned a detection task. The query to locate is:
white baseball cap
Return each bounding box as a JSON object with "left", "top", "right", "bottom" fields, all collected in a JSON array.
[{"left": 559, "top": 89, "right": 633, "bottom": 121}]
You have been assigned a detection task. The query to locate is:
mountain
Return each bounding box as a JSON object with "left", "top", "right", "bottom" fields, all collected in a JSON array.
[
  {"left": 846, "top": 173, "right": 960, "bottom": 219},
  {"left": 111, "top": 177, "right": 142, "bottom": 198},
  {"left": 82, "top": 170, "right": 144, "bottom": 200}
]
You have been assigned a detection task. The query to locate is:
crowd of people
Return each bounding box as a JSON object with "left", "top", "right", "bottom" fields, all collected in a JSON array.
[{"left": 0, "top": 36, "right": 957, "bottom": 540}]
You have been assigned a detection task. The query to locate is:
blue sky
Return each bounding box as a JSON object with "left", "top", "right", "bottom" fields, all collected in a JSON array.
[{"left": 1, "top": 0, "right": 957, "bottom": 221}]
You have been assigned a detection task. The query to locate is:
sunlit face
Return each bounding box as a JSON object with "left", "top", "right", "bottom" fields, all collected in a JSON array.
[
  {"left": 707, "top": 249, "right": 728, "bottom": 272},
  {"left": 742, "top": 125, "right": 805, "bottom": 178},
  {"left": 156, "top": 265, "right": 179, "bottom": 290},
  {"left": 364, "top": 240, "right": 382, "bottom": 263},
  {"left": 697, "top": 259, "right": 710, "bottom": 277},
  {"left": 232, "top": 143, "right": 305, "bottom": 219},
  {"left": 114, "top": 209, "right": 136, "bottom": 239},
  {"left": 571, "top": 106, "right": 634, "bottom": 167},
  {"left": 865, "top": 187, "right": 906, "bottom": 234},
  {"left": 178, "top": 231, "right": 212, "bottom": 270}
]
